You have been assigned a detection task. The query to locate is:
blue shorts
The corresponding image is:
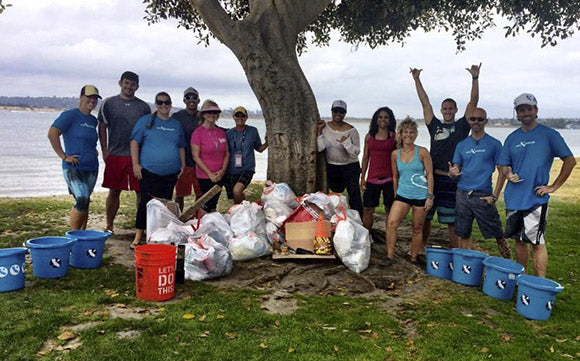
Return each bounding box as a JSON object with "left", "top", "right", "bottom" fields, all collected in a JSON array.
[{"left": 63, "top": 168, "right": 98, "bottom": 212}]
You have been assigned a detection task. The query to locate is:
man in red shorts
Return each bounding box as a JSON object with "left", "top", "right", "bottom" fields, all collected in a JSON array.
[
  {"left": 98, "top": 71, "right": 151, "bottom": 232},
  {"left": 173, "top": 87, "right": 203, "bottom": 211}
]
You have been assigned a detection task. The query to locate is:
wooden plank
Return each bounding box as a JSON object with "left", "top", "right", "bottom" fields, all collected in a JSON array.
[
  {"left": 272, "top": 253, "right": 336, "bottom": 260},
  {"left": 178, "top": 185, "right": 222, "bottom": 222}
]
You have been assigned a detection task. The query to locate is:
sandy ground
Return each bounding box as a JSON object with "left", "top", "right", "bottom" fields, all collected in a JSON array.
[{"left": 97, "top": 213, "right": 452, "bottom": 298}]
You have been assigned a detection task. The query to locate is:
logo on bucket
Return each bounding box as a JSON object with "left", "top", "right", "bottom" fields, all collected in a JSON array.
[
  {"left": 50, "top": 258, "right": 62, "bottom": 268},
  {"left": 495, "top": 279, "right": 507, "bottom": 290},
  {"left": 521, "top": 294, "right": 530, "bottom": 306},
  {"left": 462, "top": 264, "right": 471, "bottom": 274},
  {"left": 9, "top": 264, "right": 20, "bottom": 276},
  {"left": 449, "top": 262, "right": 453, "bottom": 271},
  {"left": 86, "top": 249, "right": 98, "bottom": 258},
  {"left": 0, "top": 266, "right": 7, "bottom": 278},
  {"left": 546, "top": 301, "right": 554, "bottom": 311},
  {"left": 430, "top": 261, "right": 439, "bottom": 270}
]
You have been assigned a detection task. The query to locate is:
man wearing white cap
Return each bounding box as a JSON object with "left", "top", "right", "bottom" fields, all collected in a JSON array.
[
  {"left": 499, "top": 93, "right": 576, "bottom": 277},
  {"left": 48, "top": 85, "right": 101, "bottom": 230}
]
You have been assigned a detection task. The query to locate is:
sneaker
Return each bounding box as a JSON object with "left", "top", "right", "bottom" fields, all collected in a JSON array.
[{"left": 496, "top": 238, "right": 512, "bottom": 259}]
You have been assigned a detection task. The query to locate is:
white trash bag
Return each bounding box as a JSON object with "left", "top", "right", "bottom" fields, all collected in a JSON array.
[
  {"left": 194, "top": 212, "right": 233, "bottom": 247},
  {"left": 333, "top": 219, "right": 371, "bottom": 273},
  {"left": 229, "top": 232, "right": 271, "bottom": 261},
  {"left": 263, "top": 200, "right": 293, "bottom": 227},
  {"left": 261, "top": 181, "right": 298, "bottom": 208},
  {"left": 146, "top": 198, "right": 182, "bottom": 237},
  {"left": 228, "top": 201, "right": 267, "bottom": 238},
  {"left": 184, "top": 235, "right": 233, "bottom": 281}
]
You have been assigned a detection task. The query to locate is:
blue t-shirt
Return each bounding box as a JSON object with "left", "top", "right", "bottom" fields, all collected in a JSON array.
[
  {"left": 225, "top": 125, "right": 262, "bottom": 174},
  {"left": 51, "top": 108, "right": 99, "bottom": 171},
  {"left": 130, "top": 115, "right": 186, "bottom": 176},
  {"left": 498, "top": 124, "right": 573, "bottom": 210},
  {"left": 453, "top": 134, "right": 502, "bottom": 194},
  {"left": 396, "top": 147, "right": 428, "bottom": 200}
]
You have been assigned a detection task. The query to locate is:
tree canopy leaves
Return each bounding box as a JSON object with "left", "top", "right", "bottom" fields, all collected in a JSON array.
[{"left": 144, "top": 0, "right": 580, "bottom": 52}]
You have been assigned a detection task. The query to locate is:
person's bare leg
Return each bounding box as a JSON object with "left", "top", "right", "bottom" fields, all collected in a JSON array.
[
  {"left": 458, "top": 237, "right": 473, "bottom": 249},
  {"left": 386, "top": 201, "right": 410, "bottom": 260},
  {"left": 515, "top": 240, "right": 530, "bottom": 273},
  {"left": 410, "top": 206, "right": 427, "bottom": 261},
  {"left": 448, "top": 224, "right": 459, "bottom": 248},
  {"left": 422, "top": 220, "right": 431, "bottom": 245},
  {"left": 105, "top": 189, "right": 122, "bottom": 231},
  {"left": 496, "top": 237, "right": 512, "bottom": 259},
  {"left": 363, "top": 207, "right": 375, "bottom": 230},
  {"left": 70, "top": 208, "right": 87, "bottom": 230},
  {"left": 233, "top": 183, "right": 246, "bottom": 204},
  {"left": 131, "top": 229, "right": 145, "bottom": 249},
  {"left": 532, "top": 244, "right": 548, "bottom": 277}
]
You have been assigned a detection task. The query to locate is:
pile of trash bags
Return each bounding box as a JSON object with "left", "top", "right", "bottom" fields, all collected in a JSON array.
[{"left": 145, "top": 181, "right": 372, "bottom": 281}]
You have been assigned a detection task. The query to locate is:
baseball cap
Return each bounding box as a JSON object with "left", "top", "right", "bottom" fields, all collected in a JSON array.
[
  {"left": 120, "top": 71, "right": 139, "bottom": 83},
  {"left": 233, "top": 106, "right": 247, "bottom": 116},
  {"left": 183, "top": 87, "right": 199, "bottom": 98},
  {"left": 80, "top": 85, "right": 102, "bottom": 99},
  {"left": 514, "top": 93, "right": 537, "bottom": 108},
  {"left": 331, "top": 100, "right": 347, "bottom": 112}
]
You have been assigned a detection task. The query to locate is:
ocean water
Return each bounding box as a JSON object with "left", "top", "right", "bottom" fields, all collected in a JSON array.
[{"left": 0, "top": 109, "right": 578, "bottom": 198}]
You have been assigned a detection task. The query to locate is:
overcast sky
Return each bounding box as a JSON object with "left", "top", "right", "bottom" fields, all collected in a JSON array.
[{"left": 1, "top": 0, "right": 579, "bottom": 118}]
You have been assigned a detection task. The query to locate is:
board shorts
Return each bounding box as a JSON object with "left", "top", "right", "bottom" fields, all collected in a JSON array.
[
  {"left": 63, "top": 168, "right": 98, "bottom": 212},
  {"left": 175, "top": 166, "right": 202, "bottom": 197},
  {"left": 426, "top": 174, "right": 457, "bottom": 224},
  {"left": 454, "top": 189, "right": 503, "bottom": 239},
  {"left": 505, "top": 204, "right": 548, "bottom": 245},
  {"left": 102, "top": 155, "right": 140, "bottom": 191}
]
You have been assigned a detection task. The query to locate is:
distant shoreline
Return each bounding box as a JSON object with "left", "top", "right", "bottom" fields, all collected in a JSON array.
[{"left": 0, "top": 105, "right": 62, "bottom": 112}]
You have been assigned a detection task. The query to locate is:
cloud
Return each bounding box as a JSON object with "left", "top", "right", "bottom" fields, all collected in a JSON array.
[{"left": 0, "top": 1, "right": 578, "bottom": 118}]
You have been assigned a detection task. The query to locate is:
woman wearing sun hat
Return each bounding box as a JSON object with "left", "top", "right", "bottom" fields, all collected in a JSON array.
[{"left": 191, "top": 99, "right": 229, "bottom": 212}]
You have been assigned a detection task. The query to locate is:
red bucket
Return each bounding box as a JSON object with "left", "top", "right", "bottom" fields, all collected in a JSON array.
[{"left": 135, "top": 244, "right": 177, "bottom": 302}]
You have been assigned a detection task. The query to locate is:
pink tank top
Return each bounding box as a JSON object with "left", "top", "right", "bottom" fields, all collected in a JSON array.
[{"left": 366, "top": 134, "right": 396, "bottom": 184}]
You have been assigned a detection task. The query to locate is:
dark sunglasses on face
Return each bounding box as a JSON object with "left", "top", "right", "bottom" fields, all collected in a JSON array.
[
  {"left": 469, "top": 117, "right": 486, "bottom": 122},
  {"left": 184, "top": 95, "right": 198, "bottom": 101},
  {"left": 332, "top": 108, "right": 346, "bottom": 114},
  {"left": 234, "top": 112, "right": 247, "bottom": 118},
  {"left": 156, "top": 99, "right": 172, "bottom": 106},
  {"left": 204, "top": 110, "right": 220, "bottom": 115}
]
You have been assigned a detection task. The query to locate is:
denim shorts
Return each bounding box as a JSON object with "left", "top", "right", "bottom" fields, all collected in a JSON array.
[
  {"left": 454, "top": 189, "right": 503, "bottom": 239},
  {"left": 63, "top": 168, "right": 98, "bottom": 212}
]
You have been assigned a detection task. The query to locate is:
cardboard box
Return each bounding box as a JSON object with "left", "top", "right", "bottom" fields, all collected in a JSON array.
[{"left": 285, "top": 221, "right": 331, "bottom": 253}]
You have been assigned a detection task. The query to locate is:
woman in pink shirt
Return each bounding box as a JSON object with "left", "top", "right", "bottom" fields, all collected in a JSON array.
[
  {"left": 191, "top": 100, "right": 229, "bottom": 212},
  {"left": 360, "top": 107, "right": 397, "bottom": 230}
]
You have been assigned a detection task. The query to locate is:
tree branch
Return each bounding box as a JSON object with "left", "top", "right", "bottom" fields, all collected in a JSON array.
[{"left": 189, "top": 0, "right": 236, "bottom": 45}]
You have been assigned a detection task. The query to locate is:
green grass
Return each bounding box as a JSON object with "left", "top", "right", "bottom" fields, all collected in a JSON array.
[{"left": 1, "top": 162, "right": 579, "bottom": 360}]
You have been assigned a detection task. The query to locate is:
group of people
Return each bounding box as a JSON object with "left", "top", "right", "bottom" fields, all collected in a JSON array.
[
  {"left": 49, "top": 66, "right": 575, "bottom": 276},
  {"left": 48, "top": 71, "right": 267, "bottom": 249},
  {"left": 317, "top": 63, "right": 575, "bottom": 276}
]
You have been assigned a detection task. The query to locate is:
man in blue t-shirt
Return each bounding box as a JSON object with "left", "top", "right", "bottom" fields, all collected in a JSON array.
[
  {"left": 410, "top": 63, "right": 481, "bottom": 250},
  {"left": 48, "top": 85, "right": 101, "bottom": 230},
  {"left": 499, "top": 93, "right": 576, "bottom": 277},
  {"left": 224, "top": 106, "right": 267, "bottom": 204},
  {"left": 449, "top": 107, "right": 510, "bottom": 258}
]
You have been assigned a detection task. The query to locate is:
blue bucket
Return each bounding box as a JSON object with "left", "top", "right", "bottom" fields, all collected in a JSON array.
[
  {"left": 516, "top": 274, "right": 563, "bottom": 321},
  {"left": 0, "top": 248, "right": 27, "bottom": 292},
  {"left": 482, "top": 256, "right": 525, "bottom": 300},
  {"left": 425, "top": 247, "right": 453, "bottom": 280},
  {"left": 65, "top": 230, "right": 112, "bottom": 269},
  {"left": 451, "top": 248, "right": 488, "bottom": 286},
  {"left": 25, "top": 237, "right": 75, "bottom": 279}
]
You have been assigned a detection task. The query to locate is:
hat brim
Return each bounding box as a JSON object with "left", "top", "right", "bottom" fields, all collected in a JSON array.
[{"left": 200, "top": 105, "right": 222, "bottom": 113}]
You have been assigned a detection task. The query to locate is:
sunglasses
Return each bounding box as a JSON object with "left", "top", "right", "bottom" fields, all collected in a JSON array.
[
  {"left": 332, "top": 108, "right": 346, "bottom": 114},
  {"left": 184, "top": 95, "right": 198, "bottom": 101},
  {"left": 469, "top": 117, "right": 486, "bottom": 122},
  {"left": 204, "top": 110, "right": 220, "bottom": 115},
  {"left": 156, "top": 100, "right": 172, "bottom": 106},
  {"left": 234, "top": 112, "right": 247, "bottom": 118}
]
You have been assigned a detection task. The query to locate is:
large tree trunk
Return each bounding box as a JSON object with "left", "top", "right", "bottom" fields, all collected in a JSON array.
[{"left": 190, "top": 0, "right": 331, "bottom": 195}]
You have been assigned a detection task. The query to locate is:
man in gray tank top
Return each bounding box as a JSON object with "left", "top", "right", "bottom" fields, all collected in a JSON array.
[{"left": 98, "top": 71, "right": 151, "bottom": 233}]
